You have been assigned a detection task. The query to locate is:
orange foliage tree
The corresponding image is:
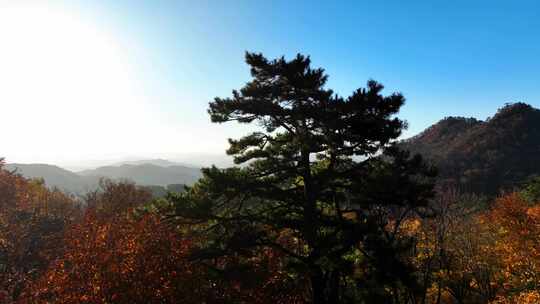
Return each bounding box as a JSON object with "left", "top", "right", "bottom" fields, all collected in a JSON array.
[
  {"left": 0, "top": 160, "right": 79, "bottom": 303},
  {"left": 402, "top": 190, "right": 503, "bottom": 304},
  {"left": 407, "top": 191, "right": 540, "bottom": 304},
  {"left": 486, "top": 193, "right": 540, "bottom": 303},
  {"left": 28, "top": 212, "right": 209, "bottom": 304}
]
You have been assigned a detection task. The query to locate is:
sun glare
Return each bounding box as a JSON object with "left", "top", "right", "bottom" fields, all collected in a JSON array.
[{"left": 0, "top": 4, "right": 153, "bottom": 162}]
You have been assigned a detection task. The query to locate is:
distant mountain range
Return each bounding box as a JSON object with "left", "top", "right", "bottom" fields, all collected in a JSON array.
[
  {"left": 401, "top": 103, "right": 540, "bottom": 195},
  {"left": 78, "top": 163, "right": 201, "bottom": 186},
  {"left": 6, "top": 159, "right": 202, "bottom": 194},
  {"left": 59, "top": 154, "right": 235, "bottom": 172},
  {"left": 11, "top": 102, "right": 540, "bottom": 197},
  {"left": 5, "top": 163, "right": 97, "bottom": 194}
]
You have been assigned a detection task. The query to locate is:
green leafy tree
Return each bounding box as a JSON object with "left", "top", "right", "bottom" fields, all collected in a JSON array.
[
  {"left": 171, "top": 53, "right": 435, "bottom": 303},
  {"left": 521, "top": 176, "right": 540, "bottom": 203}
]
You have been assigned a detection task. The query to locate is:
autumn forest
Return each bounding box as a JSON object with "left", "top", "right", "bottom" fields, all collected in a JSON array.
[{"left": 3, "top": 53, "right": 540, "bottom": 304}]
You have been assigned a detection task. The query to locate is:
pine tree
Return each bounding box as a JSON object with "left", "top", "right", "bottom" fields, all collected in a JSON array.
[{"left": 171, "top": 52, "right": 435, "bottom": 303}]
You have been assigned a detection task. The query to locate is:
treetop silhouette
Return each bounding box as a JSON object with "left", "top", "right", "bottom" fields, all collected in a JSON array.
[{"left": 172, "top": 52, "right": 436, "bottom": 303}]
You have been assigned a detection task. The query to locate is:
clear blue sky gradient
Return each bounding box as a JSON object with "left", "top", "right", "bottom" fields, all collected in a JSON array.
[{"left": 79, "top": 0, "right": 540, "bottom": 138}]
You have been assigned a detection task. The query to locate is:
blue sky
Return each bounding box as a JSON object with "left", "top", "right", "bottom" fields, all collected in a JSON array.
[
  {"left": 96, "top": 0, "right": 540, "bottom": 132},
  {"left": 2, "top": 0, "right": 540, "bottom": 165}
]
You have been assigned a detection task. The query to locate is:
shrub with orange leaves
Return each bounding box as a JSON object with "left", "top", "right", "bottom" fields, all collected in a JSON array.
[{"left": 491, "top": 290, "right": 540, "bottom": 304}]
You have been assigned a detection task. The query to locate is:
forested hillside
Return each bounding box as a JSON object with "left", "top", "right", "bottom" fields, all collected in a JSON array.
[{"left": 401, "top": 103, "right": 540, "bottom": 195}]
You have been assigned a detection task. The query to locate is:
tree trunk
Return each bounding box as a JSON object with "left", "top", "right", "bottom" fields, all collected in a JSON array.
[
  {"left": 300, "top": 145, "right": 342, "bottom": 304},
  {"left": 301, "top": 149, "right": 316, "bottom": 246},
  {"left": 311, "top": 268, "right": 326, "bottom": 304},
  {"left": 328, "top": 271, "right": 340, "bottom": 303},
  {"left": 303, "top": 148, "right": 326, "bottom": 304}
]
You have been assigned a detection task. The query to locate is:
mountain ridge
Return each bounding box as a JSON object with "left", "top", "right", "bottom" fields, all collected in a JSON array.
[
  {"left": 79, "top": 163, "right": 201, "bottom": 186},
  {"left": 6, "top": 160, "right": 202, "bottom": 194},
  {"left": 401, "top": 102, "right": 540, "bottom": 195}
]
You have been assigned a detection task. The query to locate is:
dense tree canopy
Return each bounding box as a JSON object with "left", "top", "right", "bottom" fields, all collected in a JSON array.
[{"left": 0, "top": 160, "right": 80, "bottom": 302}]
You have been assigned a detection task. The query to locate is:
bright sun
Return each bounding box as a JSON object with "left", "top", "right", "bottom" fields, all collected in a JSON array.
[{"left": 0, "top": 4, "right": 160, "bottom": 163}]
